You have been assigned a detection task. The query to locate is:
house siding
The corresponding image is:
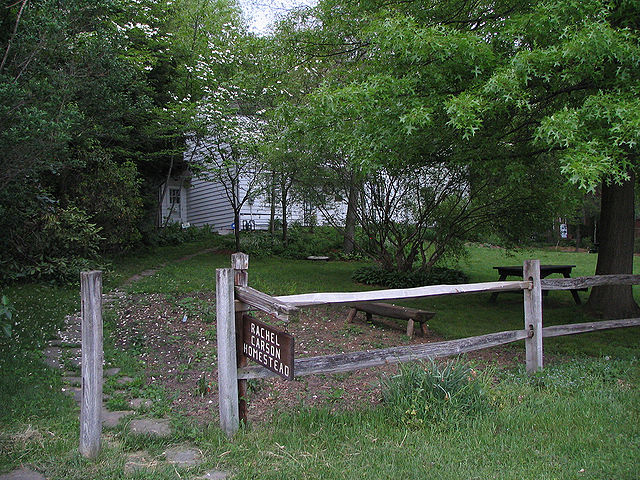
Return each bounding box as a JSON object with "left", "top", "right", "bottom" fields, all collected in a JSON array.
[{"left": 186, "top": 176, "right": 235, "bottom": 230}]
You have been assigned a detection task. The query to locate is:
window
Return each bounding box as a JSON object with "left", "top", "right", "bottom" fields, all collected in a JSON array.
[{"left": 169, "top": 188, "right": 181, "bottom": 205}]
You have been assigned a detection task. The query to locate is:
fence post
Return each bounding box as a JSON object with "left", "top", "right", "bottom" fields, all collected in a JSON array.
[
  {"left": 232, "top": 253, "right": 249, "bottom": 424},
  {"left": 216, "top": 268, "right": 239, "bottom": 436},
  {"left": 523, "top": 260, "right": 543, "bottom": 373},
  {"left": 79, "top": 271, "right": 103, "bottom": 458}
]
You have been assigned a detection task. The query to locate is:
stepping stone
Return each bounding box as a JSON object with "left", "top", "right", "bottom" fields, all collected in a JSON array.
[
  {"left": 43, "top": 347, "right": 61, "bottom": 369},
  {"left": 56, "top": 329, "right": 81, "bottom": 345},
  {"left": 164, "top": 446, "right": 204, "bottom": 467},
  {"left": 62, "top": 375, "right": 82, "bottom": 386},
  {"left": 102, "top": 409, "right": 134, "bottom": 428},
  {"left": 62, "top": 387, "right": 82, "bottom": 403},
  {"left": 198, "top": 470, "right": 230, "bottom": 480},
  {"left": 123, "top": 451, "right": 157, "bottom": 474},
  {"left": 130, "top": 398, "right": 153, "bottom": 409},
  {"left": 0, "top": 468, "right": 46, "bottom": 480},
  {"left": 129, "top": 418, "right": 172, "bottom": 437},
  {"left": 116, "top": 376, "right": 134, "bottom": 385},
  {"left": 104, "top": 367, "right": 121, "bottom": 377}
]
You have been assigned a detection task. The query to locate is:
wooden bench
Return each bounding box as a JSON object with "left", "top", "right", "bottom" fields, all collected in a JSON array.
[{"left": 345, "top": 302, "right": 435, "bottom": 338}]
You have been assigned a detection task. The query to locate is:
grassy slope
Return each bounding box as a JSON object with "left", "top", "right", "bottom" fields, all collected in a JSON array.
[{"left": 1, "top": 243, "right": 639, "bottom": 479}]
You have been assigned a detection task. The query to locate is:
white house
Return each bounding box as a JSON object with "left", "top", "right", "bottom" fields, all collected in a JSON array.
[{"left": 159, "top": 162, "right": 348, "bottom": 232}]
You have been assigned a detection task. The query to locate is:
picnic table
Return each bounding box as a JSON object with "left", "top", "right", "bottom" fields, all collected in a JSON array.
[{"left": 489, "top": 265, "right": 583, "bottom": 304}]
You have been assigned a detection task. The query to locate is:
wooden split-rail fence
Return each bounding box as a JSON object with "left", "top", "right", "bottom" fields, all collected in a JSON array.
[{"left": 216, "top": 253, "right": 640, "bottom": 436}]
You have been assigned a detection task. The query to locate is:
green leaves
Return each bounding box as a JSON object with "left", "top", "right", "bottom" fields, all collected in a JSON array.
[
  {"left": 536, "top": 91, "right": 640, "bottom": 190},
  {"left": 447, "top": 0, "right": 640, "bottom": 191},
  {"left": 0, "top": 295, "right": 14, "bottom": 338}
]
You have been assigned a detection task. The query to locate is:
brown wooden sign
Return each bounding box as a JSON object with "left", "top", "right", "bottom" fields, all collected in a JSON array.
[{"left": 242, "top": 314, "right": 294, "bottom": 380}]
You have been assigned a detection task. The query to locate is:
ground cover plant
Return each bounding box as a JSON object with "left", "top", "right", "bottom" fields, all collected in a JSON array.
[{"left": 0, "top": 242, "right": 638, "bottom": 479}]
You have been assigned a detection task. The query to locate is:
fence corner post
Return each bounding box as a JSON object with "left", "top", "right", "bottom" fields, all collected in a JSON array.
[
  {"left": 231, "top": 252, "right": 249, "bottom": 424},
  {"left": 79, "top": 270, "right": 103, "bottom": 459},
  {"left": 216, "top": 267, "right": 239, "bottom": 436},
  {"left": 523, "top": 259, "right": 543, "bottom": 374}
]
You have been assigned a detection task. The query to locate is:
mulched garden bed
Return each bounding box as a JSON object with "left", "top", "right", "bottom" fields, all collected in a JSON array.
[{"left": 112, "top": 292, "right": 523, "bottom": 425}]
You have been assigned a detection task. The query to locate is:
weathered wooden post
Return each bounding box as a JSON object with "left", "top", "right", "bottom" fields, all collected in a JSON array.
[
  {"left": 79, "top": 271, "right": 103, "bottom": 458},
  {"left": 216, "top": 267, "right": 239, "bottom": 436},
  {"left": 232, "top": 253, "right": 249, "bottom": 424},
  {"left": 523, "top": 260, "right": 543, "bottom": 373}
]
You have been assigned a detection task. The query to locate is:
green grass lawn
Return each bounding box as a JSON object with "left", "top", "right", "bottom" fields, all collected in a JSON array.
[
  {"left": 1, "top": 242, "right": 639, "bottom": 479},
  {"left": 125, "top": 243, "right": 640, "bottom": 358}
]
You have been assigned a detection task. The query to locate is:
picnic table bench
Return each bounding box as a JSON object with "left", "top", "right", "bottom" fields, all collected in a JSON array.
[
  {"left": 489, "top": 264, "right": 583, "bottom": 304},
  {"left": 346, "top": 302, "right": 435, "bottom": 338}
]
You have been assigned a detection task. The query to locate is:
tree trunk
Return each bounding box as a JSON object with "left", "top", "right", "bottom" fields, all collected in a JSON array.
[
  {"left": 586, "top": 173, "right": 640, "bottom": 318},
  {"left": 343, "top": 175, "right": 358, "bottom": 254},
  {"left": 234, "top": 209, "right": 241, "bottom": 252},
  {"left": 281, "top": 184, "right": 288, "bottom": 245},
  {"left": 269, "top": 172, "right": 276, "bottom": 237},
  {"left": 158, "top": 157, "right": 174, "bottom": 228}
]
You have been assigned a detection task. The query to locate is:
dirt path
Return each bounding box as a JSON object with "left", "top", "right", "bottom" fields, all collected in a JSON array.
[{"left": 34, "top": 249, "right": 232, "bottom": 479}]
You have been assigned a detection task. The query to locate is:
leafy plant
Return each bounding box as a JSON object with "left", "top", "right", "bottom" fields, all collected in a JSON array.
[
  {"left": 0, "top": 203, "right": 105, "bottom": 283},
  {"left": 352, "top": 264, "right": 468, "bottom": 288},
  {"left": 0, "top": 295, "right": 15, "bottom": 337},
  {"left": 381, "top": 359, "right": 494, "bottom": 427},
  {"left": 176, "top": 296, "right": 216, "bottom": 323}
]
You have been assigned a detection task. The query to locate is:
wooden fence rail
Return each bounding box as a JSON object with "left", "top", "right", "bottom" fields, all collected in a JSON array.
[
  {"left": 274, "top": 280, "right": 532, "bottom": 306},
  {"left": 217, "top": 254, "right": 640, "bottom": 436},
  {"left": 238, "top": 329, "right": 530, "bottom": 380},
  {"left": 541, "top": 274, "right": 640, "bottom": 290}
]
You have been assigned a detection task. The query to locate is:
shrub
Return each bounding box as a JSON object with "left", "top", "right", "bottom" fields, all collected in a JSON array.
[
  {"left": 229, "top": 226, "right": 343, "bottom": 259},
  {"left": 73, "top": 158, "right": 144, "bottom": 253},
  {"left": 279, "top": 226, "right": 343, "bottom": 259},
  {"left": 352, "top": 264, "right": 468, "bottom": 288},
  {"left": 140, "top": 223, "right": 221, "bottom": 248},
  {"left": 0, "top": 203, "right": 104, "bottom": 284},
  {"left": 381, "top": 359, "right": 494, "bottom": 427},
  {"left": 153, "top": 224, "right": 218, "bottom": 247},
  {"left": 0, "top": 295, "right": 14, "bottom": 337}
]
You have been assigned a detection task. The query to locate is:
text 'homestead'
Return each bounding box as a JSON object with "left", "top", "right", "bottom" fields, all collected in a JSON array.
[{"left": 242, "top": 314, "right": 294, "bottom": 380}]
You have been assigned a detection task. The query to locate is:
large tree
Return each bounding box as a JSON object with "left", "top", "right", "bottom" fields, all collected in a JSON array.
[
  {"left": 269, "top": 0, "right": 564, "bottom": 271},
  {"left": 448, "top": 0, "right": 640, "bottom": 318}
]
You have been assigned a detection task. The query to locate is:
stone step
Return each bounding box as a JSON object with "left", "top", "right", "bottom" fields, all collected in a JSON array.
[
  {"left": 0, "top": 468, "right": 46, "bottom": 480},
  {"left": 164, "top": 446, "right": 204, "bottom": 468},
  {"left": 129, "top": 418, "right": 172, "bottom": 437},
  {"left": 198, "top": 470, "right": 230, "bottom": 479},
  {"left": 102, "top": 409, "right": 134, "bottom": 428},
  {"left": 130, "top": 398, "right": 153, "bottom": 409}
]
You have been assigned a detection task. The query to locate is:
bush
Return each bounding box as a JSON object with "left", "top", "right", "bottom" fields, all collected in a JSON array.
[
  {"left": 352, "top": 264, "right": 468, "bottom": 288},
  {"left": 73, "top": 158, "right": 144, "bottom": 253},
  {"left": 0, "top": 203, "right": 105, "bottom": 284},
  {"left": 279, "top": 226, "right": 343, "bottom": 259},
  {"left": 381, "top": 360, "right": 494, "bottom": 427},
  {"left": 227, "top": 226, "right": 343, "bottom": 259},
  {"left": 152, "top": 224, "right": 219, "bottom": 247},
  {"left": 0, "top": 295, "right": 14, "bottom": 337}
]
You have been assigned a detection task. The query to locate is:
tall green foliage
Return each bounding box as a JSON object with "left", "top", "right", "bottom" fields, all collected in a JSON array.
[
  {"left": 0, "top": 0, "right": 246, "bottom": 282},
  {"left": 268, "top": 0, "right": 566, "bottom": 271},
  {"left": 446, "top": 0, "right": 640, "bottom": 316}
]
